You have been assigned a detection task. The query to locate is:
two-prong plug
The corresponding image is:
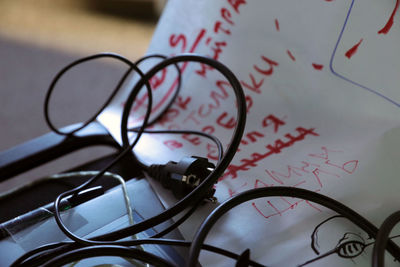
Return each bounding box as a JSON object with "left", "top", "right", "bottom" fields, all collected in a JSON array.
[{"left": 147, "top": 156, "right": 216, "bottom": 201}]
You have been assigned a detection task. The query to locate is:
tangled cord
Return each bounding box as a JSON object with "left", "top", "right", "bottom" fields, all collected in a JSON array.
[
  {"left": 11, "top": 52, "right": 400, "bottom": 267},
  {"left": 13, "top": 52, "right": 248, "bottom": 266}
]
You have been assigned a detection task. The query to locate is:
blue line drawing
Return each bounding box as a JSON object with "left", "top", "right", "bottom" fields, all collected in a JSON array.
[{"left": 329, "top": 0, "right": 400, "bottom": 108}]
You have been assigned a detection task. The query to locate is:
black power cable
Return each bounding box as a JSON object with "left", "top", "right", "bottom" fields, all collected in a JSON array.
[
  {"left": 11, "top": 131, "right": 222, "bottom": 266},
  {"left": 51, "top": 54, "right": 246, "bottom": 247},
  {"left": 44, "top": 53, "right": 138, "bottom": 136},
  {"left": 41, "top": 245, "right": 175, "bottom": 267},
  {"left": 90, "top": 54, "right": 246, "bottom": 243},
  {"left": 12, "top": 53, "right": 247, "bottom": 266},
  {"left": 132, "top": 54, "right": 183, "bottom": 130},
  {"left": 43, "top": 54, "right": 244, "bottom": 256},
  {"left": 13, "top": 238, "right": 266, "bottom": 267},
  {"left": 10, "top": 242, "right": 66, "bottom": 267},
  {"left": 372, "top": 210, "right": 400, "bottom": 267},
  {"left": 17, "top": 51, "right": 400, "bottom": 267},
  {"left": 51, "top": 55, "right": 154, "bottom": 246},
  {"left": 187, "top": 187, "right": 400, "bottom": 267},
  {"left": 44, "top": 53, "right": 182, "bottom": 136}
]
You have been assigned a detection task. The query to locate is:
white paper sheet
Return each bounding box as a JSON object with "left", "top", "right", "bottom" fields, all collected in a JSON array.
[{"left": 98, "top": 0, "right": 400, "bottom": 266}]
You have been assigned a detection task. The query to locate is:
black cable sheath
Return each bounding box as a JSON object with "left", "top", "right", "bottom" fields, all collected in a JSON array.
[
  {"left": 12, "top": 130, "right": 222, "bottom": 265},
  {"left": 10, "top": 242, "right": 66, "bottom": 267},
  {"left": 14, "top": 238, "right": 266, "bottom": 267},
  {"left": 132, "top": 54, "right": 183, "bottom": 129},
  {"left": 63, "top": 54, "right": 245, "bottom": 244},
  {"left": 372, "top": 210, "right": 400, "bottom": 267},
  {"left": 123, "top": 54, "right": 184, "bottom": 170},
  {"left": 53, "top": 54, "right": 243, "bottom": 246},
  {"left": 115, "top": 238, "right": 266, "bottom": 267},
  {"left": 41, "top": 245, "right": 175, "bottom": 267},
  {"left": 52, "top": 57, "right": 153, "bottom": 246},
  {"left": 14, "top": 53, "right": 243, "bottom": 264},
  {"left": 187, "top": 187, "right": 400, "bottom": 266},
  {"left": 13, "top": 54, "right": 246, "bottom": 266},
  {"left": 15, "top": 52, "right": 400, "bottom": 267},
  {"left": 44, "top": 53, "right": 138, "bottom": 136}
]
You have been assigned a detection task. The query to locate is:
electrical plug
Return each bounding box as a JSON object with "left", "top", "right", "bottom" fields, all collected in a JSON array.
[{"left": 147, "top": 156, "right": 216, "bottom": 201}]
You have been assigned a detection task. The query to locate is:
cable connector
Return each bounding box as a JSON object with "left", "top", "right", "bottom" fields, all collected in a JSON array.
[{"left": 147, "top": 156, "right": 216, "bottom": 201}]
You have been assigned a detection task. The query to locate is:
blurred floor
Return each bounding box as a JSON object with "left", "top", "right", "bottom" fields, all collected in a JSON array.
[
  {"left": 0, "top": 0, "right": 159, "bottom": 192},
  {"left": 0, "top": 0, "right": 157, "bottom": 59}
]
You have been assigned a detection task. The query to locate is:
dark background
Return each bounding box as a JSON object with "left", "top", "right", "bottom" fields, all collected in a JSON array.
[{"left": 0, "top": 0, "right": 162, "bottom": 192}]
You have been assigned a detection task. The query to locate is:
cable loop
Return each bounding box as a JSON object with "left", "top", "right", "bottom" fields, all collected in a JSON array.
[{"left": 44, "top": 52, "right": 139, "bottom": 136}]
